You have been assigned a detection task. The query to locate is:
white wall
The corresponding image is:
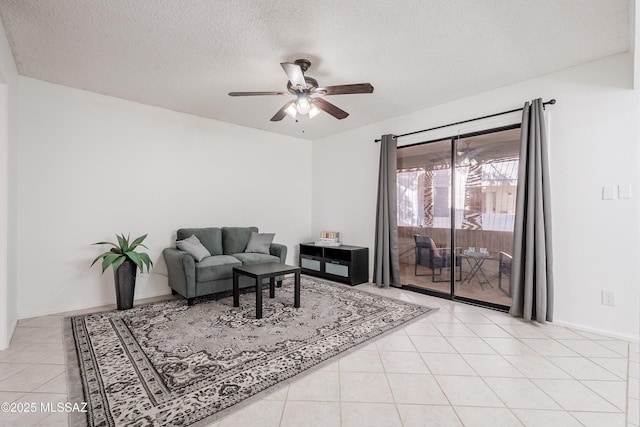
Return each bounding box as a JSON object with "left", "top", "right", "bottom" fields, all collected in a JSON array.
[
  {"left": 312, "top": 53, "right": 640, "bottom": 341},
  {"left": 633, "top": 0, "right": 639, "bottom": 89},
  {"left": 17, "top": 77, "right": 312, "bottom": 318},
  {"left": 0, "top": 17, "right": 18, "bottom": 350}
]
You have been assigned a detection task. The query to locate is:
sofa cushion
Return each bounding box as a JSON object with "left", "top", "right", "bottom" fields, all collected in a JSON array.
[
  {"left": 195, "top": 255, "right": 241, "bottom": 282},
  {"left": 232, "top": 252, "right": 280, "bottom": 266},
  {"left": 245, "top": 232, "right": 275, "bottom": 254},
  {"left": 177, "top": 228, "right": 223, "bottom": 256},
  {"left": 176, "top": 234, "right": 211, "bottom": 262},
  {"left": 222, "top": 227, "right": 258, "bottom": 255}
]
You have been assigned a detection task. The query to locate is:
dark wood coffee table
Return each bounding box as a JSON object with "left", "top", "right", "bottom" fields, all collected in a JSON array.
[{"left": 232, "top": 262, "right": 301, "bottom": 319}]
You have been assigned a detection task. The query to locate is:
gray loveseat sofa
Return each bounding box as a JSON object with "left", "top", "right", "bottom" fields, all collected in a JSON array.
[{"left": 163, "top": 226, "right": 287, "bottom": 305}]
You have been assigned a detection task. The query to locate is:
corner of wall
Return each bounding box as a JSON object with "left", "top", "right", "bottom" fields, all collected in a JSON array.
[
  {"left": 0, "top": 17, "right": 19, "bottom": 349},
  {"left": 0, "top": 83, "right": 7, "bottom": 350}
]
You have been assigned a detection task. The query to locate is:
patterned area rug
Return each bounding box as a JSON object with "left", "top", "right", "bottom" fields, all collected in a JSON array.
[{"left": 64, "top": 276, "right": 434, "bottom": 426}]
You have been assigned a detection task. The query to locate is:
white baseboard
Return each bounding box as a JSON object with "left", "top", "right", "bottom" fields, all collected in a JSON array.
[
  {"left": 553, "top": 319, "right": 639, "bottom": 344},
  {"left": 17, "top": 290, "right": 173, "bottom": 320}
]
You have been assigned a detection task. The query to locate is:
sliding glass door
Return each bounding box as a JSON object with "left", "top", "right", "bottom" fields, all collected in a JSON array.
[
  {"left": 397, "top": 126, "right": 520, "bottom": 309},
  {"left": 397, "top": 139, "right": 454, "bottom": 295}
]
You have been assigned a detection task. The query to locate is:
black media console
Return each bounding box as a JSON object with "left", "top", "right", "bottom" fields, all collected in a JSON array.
[{"left": 299, "top": 243, "right": 369, "bottom": 286}]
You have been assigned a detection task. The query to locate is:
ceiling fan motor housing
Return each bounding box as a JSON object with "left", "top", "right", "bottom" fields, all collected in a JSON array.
[
  {"left": 294, "top": 59, "right": 311, "bottom": 72},
  {"left": 287, "top": 76, "right": 319, "bottom": 94}
]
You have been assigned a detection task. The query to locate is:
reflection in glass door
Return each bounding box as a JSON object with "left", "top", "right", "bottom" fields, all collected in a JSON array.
[
  {"left": 397, "top": 126, "right": 520, "bottom": 309},
  {"left": 397, "top": 139, "right": 453, "bottom": 296}
]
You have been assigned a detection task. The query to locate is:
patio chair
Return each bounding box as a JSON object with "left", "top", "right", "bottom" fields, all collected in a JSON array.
[
  {"left": 498, "top": 251, "right": 513, "bottom": 296},
  {"left": 413, "top": 234, "right": 461, "bottom": 282}
]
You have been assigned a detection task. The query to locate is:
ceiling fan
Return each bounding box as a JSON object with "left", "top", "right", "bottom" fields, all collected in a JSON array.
[{"left": 228, "top": 59, "right": 374, "bottom": 121}]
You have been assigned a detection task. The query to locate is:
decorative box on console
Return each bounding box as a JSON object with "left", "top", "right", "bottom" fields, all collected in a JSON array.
[
  {"left": 299, "top": 242, "right": 369, "bottom": 286},
  {"left": 315, "top": 231, "right": 341, "bottom": 246}
]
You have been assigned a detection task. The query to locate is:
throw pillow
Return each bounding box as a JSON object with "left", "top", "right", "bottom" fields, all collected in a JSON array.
[
  {"left": 428, "top": 237, "right": 441, "bottom": 258},
  {"left": 244, "top": 232, "right": 275, "bottom": 255},
  {"left": 176, "top": 234, "right": 211, "bottom": 262}
]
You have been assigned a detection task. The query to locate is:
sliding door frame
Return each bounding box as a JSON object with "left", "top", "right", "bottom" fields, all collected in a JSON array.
[{"left": 400, "top": 123, "right": 521, "bottom": 312}]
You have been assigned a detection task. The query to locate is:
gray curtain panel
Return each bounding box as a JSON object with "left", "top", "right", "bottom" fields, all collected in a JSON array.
[
  {"left": 509, "top": 99, "right": 555, "bottom": 322},
  {"left": 374, "top": 134, "right": 401, "bottom": 288}
]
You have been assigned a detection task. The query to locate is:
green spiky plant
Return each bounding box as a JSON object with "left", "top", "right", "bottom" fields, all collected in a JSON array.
[{"left": 91, "top": 233, "right": 153, "bottom": 274}]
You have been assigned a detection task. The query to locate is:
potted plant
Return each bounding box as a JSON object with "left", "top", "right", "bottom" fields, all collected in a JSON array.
[{"left": 91, "top": 233, "right": 153, "bottom": 310}]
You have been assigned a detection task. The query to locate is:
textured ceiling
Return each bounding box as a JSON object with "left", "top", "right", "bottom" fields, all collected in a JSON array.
[{"left": 0, "top": 0, "right": 631, "bottom": 140}]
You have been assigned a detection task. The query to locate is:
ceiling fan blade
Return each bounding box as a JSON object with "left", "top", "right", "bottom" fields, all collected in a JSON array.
[
  {"left": 316, "top": 83, "right": 374, "bottom": 95},
  {"left": 270, "top": 100, "right": 295, "bottom": 122},
  {"left": 280, "top": 62, "right": 307, "bottom": 89},
  {"left": 228, "top": 91, "right": 287, "bottom": 96},
  {"left": 314, "top": 98, "right": 349, "bottom": 120}
]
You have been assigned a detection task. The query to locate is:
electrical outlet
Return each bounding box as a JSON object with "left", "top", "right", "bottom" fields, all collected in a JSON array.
[{"left": 602, "top": 289, "right": 616, "bottom": 306}]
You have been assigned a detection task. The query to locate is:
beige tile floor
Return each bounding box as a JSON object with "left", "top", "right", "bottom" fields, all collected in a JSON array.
[{"left": 0, "top": 284, "right": 638, "bottom": 427}]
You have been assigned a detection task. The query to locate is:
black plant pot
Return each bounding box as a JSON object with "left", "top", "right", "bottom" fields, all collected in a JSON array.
[{"left": 114, "top": 259, "right": 136, "bottom": 310}]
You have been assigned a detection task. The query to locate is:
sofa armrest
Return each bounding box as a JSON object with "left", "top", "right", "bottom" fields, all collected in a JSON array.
[
  {"left": 163, "top": 248, "right": 196, "bottom": 298},
  {"left": 269, "top": 243, "right": 287, "bottom": 264}
]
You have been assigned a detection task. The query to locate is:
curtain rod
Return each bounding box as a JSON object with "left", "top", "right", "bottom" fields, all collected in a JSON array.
[{"left": 374, "top": 99, "right": 556, "bottom": 142}]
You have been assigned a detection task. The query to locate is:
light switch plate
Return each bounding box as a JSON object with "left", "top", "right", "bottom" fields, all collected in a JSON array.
[
  {"left": 602, "top": 186, "right": 615, "bottom": 200},
  {"left": 618, "top": 184, "right": 631, "bottom": 199}
]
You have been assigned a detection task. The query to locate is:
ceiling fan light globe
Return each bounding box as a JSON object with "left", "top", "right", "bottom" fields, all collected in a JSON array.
[
  {"left": 309, "top": 104, "right": 321, "bottom": 119},
  {"left": 296, "top": 96, "right": 311, "bottom": 114},
  {"left": 285, "top": 103, "right": 298, "bottom": 118}
]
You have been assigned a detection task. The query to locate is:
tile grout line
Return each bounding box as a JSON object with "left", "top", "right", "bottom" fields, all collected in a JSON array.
[
  {"left": 521, "top": 336, "right": 626, "bottom": 415},
  {"left": 337, "top": 358, "right": 342, "bottom": 427},
  {"left": 420, "top": 318, "right": 467, "bottom": 426},
  {"left": 551, "top": 349, "right": 629, "bottom": 406},
  {"left": 377, "top": 346, "right": 404, "bottom": 427},
  {"left": 470, "top": 330, "right": 566, "bottom": 425},
  {"left": 452, "top": 320, "right": 624, "bottom": 420},
  {"left": 626, "top": 341, "right": 631, "bottom": 427}
]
